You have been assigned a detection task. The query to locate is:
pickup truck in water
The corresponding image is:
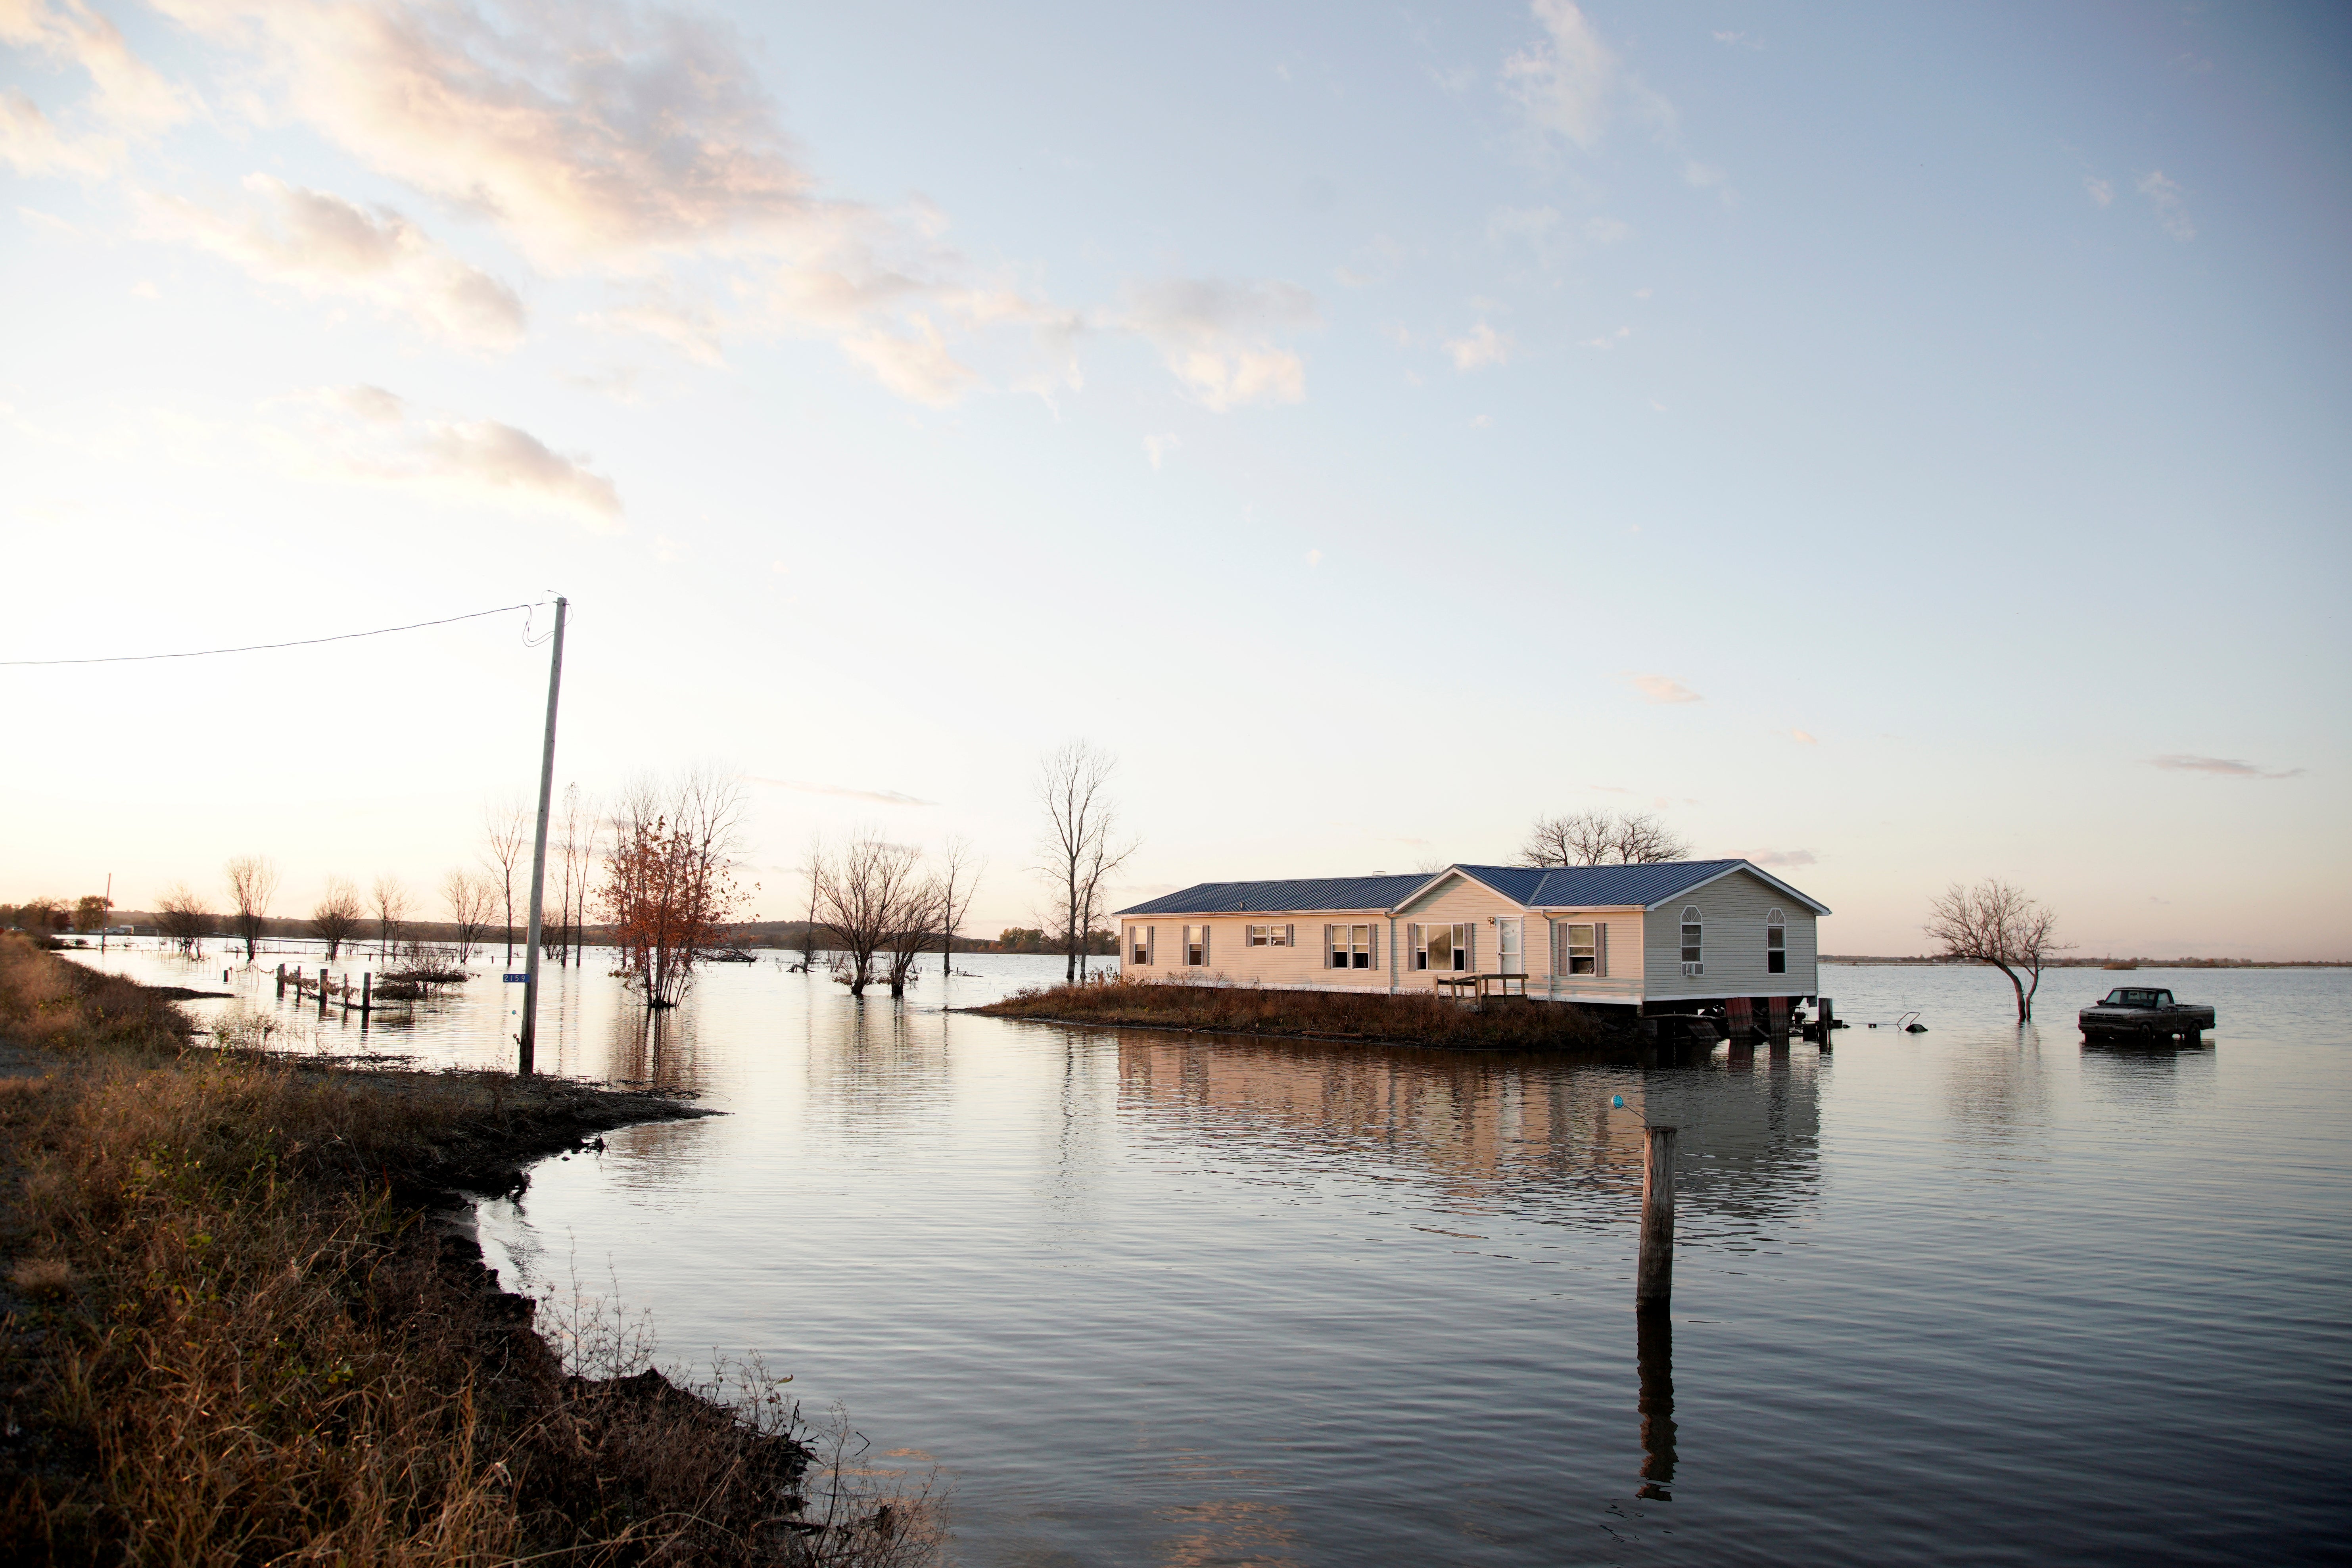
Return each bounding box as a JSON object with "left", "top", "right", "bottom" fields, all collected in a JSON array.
[{"left": 2078, "top": 986, "right": 2216, "bottom": 1041}]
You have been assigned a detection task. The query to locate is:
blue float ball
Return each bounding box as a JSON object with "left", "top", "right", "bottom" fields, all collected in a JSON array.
[{"left": 1611, "top": 1095, "right": 1625, "bottom": 1109}]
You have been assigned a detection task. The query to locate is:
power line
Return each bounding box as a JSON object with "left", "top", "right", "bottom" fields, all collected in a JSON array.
[{"left": 0, "top": 603, "right": 539, "bottom": 666}]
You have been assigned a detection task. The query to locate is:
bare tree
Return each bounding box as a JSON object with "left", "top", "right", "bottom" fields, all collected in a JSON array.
[
  {"left": 442, "top": 868, "right": 496, "bottom": 965},
  {"left": 309, "top": 876, "right": 365, "bottom": 960},
  {"left": 935, "top": 837, "right": 982, "bottom": 982},
  {"left": 554, "top": 784, "right": 598, "bottom": 965},
  {"left": 1926, "top": 878, "right": 2070, "bottom": 1023},
  {"left": 600, "top": 768, "right": 745, "bottom": 1007},
  {"left": 1037, "top": 741, "right": 1138, "bottom": 984},
  {"left": 1519, "top": 809, "right": 1691, "bottom": 867},
  {"left": 371, "top": 875, "right": 411, "bottom": 959},
  {"left": 482, "top": 795, "right": 528, "bottom": 966},
  {"left": 799, "top": 834, "right": 825, "bottom": 971},
  {"left": 224, "top": 855, "right": 280, "bottom": 963},
  {"left": 813, "top": 834, "right": 934, "bottom": 998},
  {"left": 156, "top": 883, "right": 213, "bottom": 956}
]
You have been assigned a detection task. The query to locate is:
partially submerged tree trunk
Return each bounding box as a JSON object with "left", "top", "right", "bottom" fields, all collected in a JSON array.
[
  {"left": 1926, "top": 879, "right": 2067, "bottom": 1023},
  {"left": 224, "top": 855, "right": 279, "bottom": 964},
  {"left": 309, "top": 877, "right": 364, "bottom": 961},
  {"left": 482, "top": 797, "right": 528, "bottom": 967},
  {"left": 1036, "top": 742, "right": 1136, "bottom": 985}
]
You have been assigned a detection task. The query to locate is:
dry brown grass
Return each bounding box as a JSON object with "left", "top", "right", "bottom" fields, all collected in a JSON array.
[
  {"left": 976, "top": 973, "right": 1636, "bottom": 1053},
  {"left": 0, "top": 934, "right": 938, "bottom": 1566}
]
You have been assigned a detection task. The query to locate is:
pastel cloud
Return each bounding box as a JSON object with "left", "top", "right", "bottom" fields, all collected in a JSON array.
[
  {"left": 1124, "top": 278, "right": 1316, "bottom": 411},
  {"left": 1749, "top": 849, "right": 1817, "bottom": 867},
  {"left": 1446, "top": 321, "right": 1514, "bottom": 372},
  {"left": 265, "top": 385, "right": 622, "bottom": 527},
  {"left": 1501, "top": 0, "right": 1617, "bottom": 150},
  {"left": 748, "top": 776, "right": 936, "bottom": 807},
  {"left": 138, "top": 176, "right": 526, "bottom": 349},
  {"left": 2137, "top": 171, "right": 2194, "bottom": 240},
  {"left": 2149, "top": 754, "right": 2301, "bottom": 779},
  {"left": 1627, "top": 673, "right": 1702, "bottom": 704}
]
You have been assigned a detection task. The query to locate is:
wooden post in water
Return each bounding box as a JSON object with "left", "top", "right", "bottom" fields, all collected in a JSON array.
[
  {"left": 1637, "top": 1125, "right": 1677, "bottom": 1313},
  {"left": 361, "top": 971, "right": 370, "bottom": 1016},
  {"left": 275, "top": 963, "right": 286, "bottom": 997}
]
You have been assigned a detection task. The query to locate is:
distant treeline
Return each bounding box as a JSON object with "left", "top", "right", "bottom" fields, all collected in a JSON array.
[{"left": 1824, "top": 954, "right": 2347, "bottom": 968}]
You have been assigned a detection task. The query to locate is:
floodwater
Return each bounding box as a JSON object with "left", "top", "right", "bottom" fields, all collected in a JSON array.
[{"left": 66, "top": 941, "right": 2352, "bottom": 1565}]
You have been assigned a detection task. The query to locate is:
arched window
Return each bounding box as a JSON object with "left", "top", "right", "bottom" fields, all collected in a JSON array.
[
  {"left": 1680, "top": 906, "right": 1703, "bottom": 974},
  {"left": 1767, "top": 909, "right": 1787, "bottom": 975}
]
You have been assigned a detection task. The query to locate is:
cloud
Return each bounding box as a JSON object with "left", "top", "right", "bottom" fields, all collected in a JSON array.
[
  {"left": 0, "top": 87, "right": 116, "bottom": 177},
  {"left": 1789, "top": 729, "right": 1817, "bottom": 745},
  {"left": 2149, "top": 754, "right": 2302, "bottom": 779},
  {"left": 1501, "top": 0, "right": 1618, "bottom": 149},
  {"left": 1626, "top": 672, "right": 1702, "bottom": 704},
  {"left": 1748, "top": 849, "right": 1817, "bottom": 867},
  {"left": 1124, "top": 278, "right": 1316, "bottom": 410},
  {"left": 1585, "top": 215, "right": 1630, "bottom": 244},
  {"left": 747, "top": 776, "right": 935, "bottom": 806},
  {"left": 1712, "top": 31, "right": 1763, "bottom": 50},
  {"left": 2137, "top": 170, "right": 2194, "bottom": 240},
  {"left": 150, "top": 0, "right": 1060, "bottom": 403},
  {"left": 259, "top": 384, "right": 622, "bottom": 526},
  {"left": 1446, "top": 321, "right": 1514, "bottom": 372},
  {"left": 137, "top": 175, "right": 526, "bottom": 349},
  {"left": 2085, "top": 176, "right": 2114, "bottom": 207},
  {"left": 1143, "top": 432, "right": 1180, "bottom": 470},
  {"left": 4, "top": 0, "right": 194, "bottom": 131}
]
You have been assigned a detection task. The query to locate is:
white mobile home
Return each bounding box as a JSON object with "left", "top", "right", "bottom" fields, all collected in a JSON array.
[{"left": 1115, "top": 859, "right": 1829, "bottom": 1021}]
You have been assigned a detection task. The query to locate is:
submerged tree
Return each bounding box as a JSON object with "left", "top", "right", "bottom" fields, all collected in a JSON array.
[
  {"left": 73, "top": 894, "right": 112, "bottom": 934},
  {"left": 442, "top": 869, "right": 496, "bottom": 966},
  {"left": 1519, "top": 810, "right": 1690, "bottom": 868},
  {"left": 1036, "top": 741, "right": 1137, "bottom": 984},
  {"left": 1926, "top": 879, "right": 2069, "bottom": 1023},
  {"left": 482, "top": 796, "right": 528, "bottom": 966},
  {"left": 224, "top": 855, "right": 280, "bottom": 963},
  {"left": 934, "top": 837, "right": 981, "bottom": 982},
  {"left": 600, "top": 770, "right": 744, "bottom": 1008},
  {"left": 813, "top": 833, "right": 936, "bottom": 999},
  {"left": 309, "top": 876, "right": 365, "bottom": 961},
  {"left": 371, "top": 875, "right": 410, "bottom": 960},
  {"left": 553, "top": 784, "right": 599, "bottom": 965},
  {"left": 155, "top": 884, "right": 213, "bottom": 956}
]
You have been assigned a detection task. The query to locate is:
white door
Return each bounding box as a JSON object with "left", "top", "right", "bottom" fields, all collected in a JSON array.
[{"left": 1496, "top": 917, "right": 1522, "bottom": 975}]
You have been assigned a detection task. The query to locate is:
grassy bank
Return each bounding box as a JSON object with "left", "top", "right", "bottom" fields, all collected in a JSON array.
[
  {"left": 971, "top": 975, "right": 1637, "bottom": 1053},
  {"left": 0, "top": 934, "right": 933, "bottom": 1566}
]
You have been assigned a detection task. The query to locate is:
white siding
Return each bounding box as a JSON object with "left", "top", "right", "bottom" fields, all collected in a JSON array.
[
  {"left": 1641, "top": 869, "right": 1819, "bottom": 1002},
  {"left": 1537, "top": 911, "right": 1643, "bottom": 1005}
]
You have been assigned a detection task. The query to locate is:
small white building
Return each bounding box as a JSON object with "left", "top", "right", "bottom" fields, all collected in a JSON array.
[{"left": 1116, "top": 859, "right": 1829, "bottom": 1020}]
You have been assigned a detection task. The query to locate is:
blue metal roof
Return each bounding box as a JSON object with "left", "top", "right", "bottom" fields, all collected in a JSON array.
[
  {"left": 1116, "top": 873, "right": 1433, "bottom": 917},
  {"left": 1116, "top": 860, "right": 1830, "bottom": 917}
]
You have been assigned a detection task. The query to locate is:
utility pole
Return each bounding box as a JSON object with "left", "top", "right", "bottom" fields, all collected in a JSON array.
[
  {"left": 518, "top": 597, "right": 567, "bottom": 1076},
  {"left": 100, "top": 871, "right": 111, "bottom": 953}
]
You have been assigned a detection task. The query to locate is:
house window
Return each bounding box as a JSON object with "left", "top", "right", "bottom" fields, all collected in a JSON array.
[
  {"left": 1184, "top": 925, "right": 1208, "bottom": 966},
  {"left": 1247, "top": 923, "right": 1292, "bottom": 948},
  {"left": 1130, "top": 925, "right": 1153, "bottom": 965},
  {"left": 1327, "top": 923, "right": 1374, "bottom": 969},
  {"left": 1564, "top": 923, "right": 1597, "bottom": 975},
  {"left": 1413, "top": 922, "right": 1469, "bottom": 971},
  {"left": 1680, "top": 906, "right": 1703, "bottom": 976},
  {"left": 1767, "top": 910, "right": 1787, "bottom": 974}
]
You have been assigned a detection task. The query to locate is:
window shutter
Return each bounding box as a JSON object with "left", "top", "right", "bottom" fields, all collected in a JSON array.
[
  {"left": 1147, "top": 926, "right": 1156, "bottom": 965},
  {"left": 1285, "top": 923, "right": 1294, "bottom": 950},
  {"left": 1370, "top": 925, "right": 1379, "bottom": 969},
  {"left": 1203, "top": 925, "right": 1211, "bottom": 965},
  {"left": 1407, "top": 923, "right": 1420, "bottom": 969},
  {"left": 1323, "top": 924, "right": 1334, "bottom": 969},
  {"left": 1596, "top": 923, "right": 1607, "bottom": 977},
  {"left": 1468, "top": 922, "right": 1477, "bottom": 971}
]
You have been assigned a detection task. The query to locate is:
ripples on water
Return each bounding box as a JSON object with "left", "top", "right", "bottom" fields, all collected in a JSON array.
[{"left": 70, "top": 944, "right": 2352, "bottom": 1565}]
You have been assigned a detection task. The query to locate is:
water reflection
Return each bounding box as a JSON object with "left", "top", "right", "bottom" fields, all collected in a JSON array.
[
  {"left": 1635, "top": 1312, "right": 1676, "bottom": 1499},
  {"left": 604, "top": 1000, "right": 707, "bottom": 1090},
  {"left": 1110, "top": 1033, "right": 1826, "bottom": 1237}
]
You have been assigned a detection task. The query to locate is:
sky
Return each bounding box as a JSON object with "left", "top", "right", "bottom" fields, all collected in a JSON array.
[{"left": 3, "top": 0, "right": 2348, "bottom": 958}]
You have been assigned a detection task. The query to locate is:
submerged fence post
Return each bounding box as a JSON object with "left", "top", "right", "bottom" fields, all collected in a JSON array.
[
  {"left": 361, "top": 971, "right": 370, "bottom": 1015},
  {"left": 1637, "top": 1124, "right": 1677, "bottom": 1313},
  {"left": 275, "top": 963, "right": 286, "bottom": 997}
]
